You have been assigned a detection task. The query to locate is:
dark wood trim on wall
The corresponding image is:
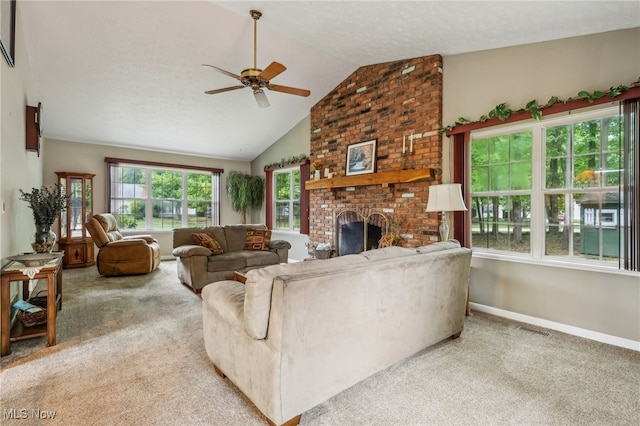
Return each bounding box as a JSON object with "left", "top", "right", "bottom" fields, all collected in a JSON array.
[
  {"left": 104, "top": 157, "right": 223, "bottom": 174},
  {"left": 452, "top": 132, "right": 470, "bottom": 247},
  {"left": 300, "top": 162, "right": 310, "bottom": 235},
  {"left": 265, "top": 170, "right": 274, "bottom": 229}
]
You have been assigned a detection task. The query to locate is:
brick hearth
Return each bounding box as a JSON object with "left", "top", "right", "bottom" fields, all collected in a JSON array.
[{"left": 308, "top": 54, "right": 443, "bottom": 248}]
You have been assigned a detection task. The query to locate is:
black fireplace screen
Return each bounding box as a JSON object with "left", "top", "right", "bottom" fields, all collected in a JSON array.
[
  {"left": 334, "top": 209, "right": 389, "bottom": 256},
  {"left": 339, "top": 221, "right": 382, "bottom": 256}
]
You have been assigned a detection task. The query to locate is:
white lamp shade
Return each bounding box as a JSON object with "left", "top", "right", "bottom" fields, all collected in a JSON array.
[{"left": 426, "top": 183, "right": 468, "bottom": 212}]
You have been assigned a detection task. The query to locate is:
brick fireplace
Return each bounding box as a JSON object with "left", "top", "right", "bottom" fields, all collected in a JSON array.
[{"left": 308, "top": 54, "right": 443, "bottom": 249}]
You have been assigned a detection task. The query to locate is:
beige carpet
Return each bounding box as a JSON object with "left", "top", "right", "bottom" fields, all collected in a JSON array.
[{"left": 1, "top": 261, "right": 638, "bottom": 425}]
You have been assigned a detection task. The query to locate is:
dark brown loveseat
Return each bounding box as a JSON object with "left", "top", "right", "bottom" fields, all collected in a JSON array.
[{"left": 172, "top": 224, "right": 290, "bottom": 293}]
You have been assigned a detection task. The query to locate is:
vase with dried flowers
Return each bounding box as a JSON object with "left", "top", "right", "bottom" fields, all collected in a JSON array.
[
  {"left": 311, "top": 160, "right": 323, "bottom": 180},
  {"left": 19, "top": 184, "right": 70, "bottom": 253}
]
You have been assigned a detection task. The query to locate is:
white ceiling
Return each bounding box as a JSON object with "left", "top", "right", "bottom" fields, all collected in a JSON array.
[{"left": 19, "top": 1, "right": 640, "bottom": 161}]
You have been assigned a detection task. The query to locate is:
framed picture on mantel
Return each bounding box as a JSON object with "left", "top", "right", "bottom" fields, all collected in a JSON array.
[{"left": 346, "top": 139, "right": 376, "bottom": 176}]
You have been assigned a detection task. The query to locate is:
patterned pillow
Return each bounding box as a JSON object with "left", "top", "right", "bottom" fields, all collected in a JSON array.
[
  {"left": 192, "top": 233, "right": 224, "bottom": 255},
  {"left": 244, "top": 229, "right": 272, "bottom": 251}
]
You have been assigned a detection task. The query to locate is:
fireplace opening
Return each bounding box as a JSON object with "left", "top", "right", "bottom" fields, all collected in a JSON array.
[
  {"left": 339, "top": 221, "right": 382, "bottom": 256},
  {"left": 335, "top": 209, "right": 390, "bottom": 256}
]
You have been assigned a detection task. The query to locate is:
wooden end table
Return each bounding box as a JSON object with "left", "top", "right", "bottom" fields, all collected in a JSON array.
[
  {"left": 233, "top": 271, "right": 247, "bottom": 283},
  {"left": 1, "top": 256, "right": 63, "bottom": 356}
]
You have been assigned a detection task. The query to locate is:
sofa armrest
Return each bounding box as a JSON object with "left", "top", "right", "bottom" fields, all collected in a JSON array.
[
  {"left": 123, "top": 234, "right": 157, "bottom": 244},
  {"left": 202, "top": 280, "right": 246, "bottom": 326},
  {"left": 269, "top": 239, "right": 291, "bottom": 264},
  {"left": 103, "top": 238, "right": 151, "bottom": 248},
  {"left": 172, "top": 244, "right": 212, "bottom": 257},
  {"left": 269, "top": 239, "right": 291, "bottom": 250}
]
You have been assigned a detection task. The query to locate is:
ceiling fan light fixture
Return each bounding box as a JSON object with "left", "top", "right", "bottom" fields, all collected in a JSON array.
[
  {"left": 253, "top": 89, "right": 270, "bottom": 108},
  {"left": 202, "top": 9, "right": 310, "bottom": 105}
]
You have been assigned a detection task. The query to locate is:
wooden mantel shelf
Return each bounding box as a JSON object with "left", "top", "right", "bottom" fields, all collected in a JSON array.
[{"left": 305, "top": 168, "right": 436, "bottom": 191}]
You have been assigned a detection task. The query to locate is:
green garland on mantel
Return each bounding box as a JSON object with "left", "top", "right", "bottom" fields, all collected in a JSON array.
[
  {"left": 441, "top": 78, "right": 640, "bottom": 134},
  {"left": 264, "top": 154, "right": 309, "bottom": 170}
]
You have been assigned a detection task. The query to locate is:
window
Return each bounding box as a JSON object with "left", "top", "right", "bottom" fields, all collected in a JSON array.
[
  {"left": 471, "top": 130, "right": 532, "bottom": 254},
  {"left": 265, "top": 160, "right": 309, "bottom": 234},
  {"left": 273, "top": 167, "right": 301, "bottom": 230},
  {"left": 470, "top": 106, "right": 627, "bottom": 266},
  {"left": 108, "top": 159, "right": 220, "bottom": 230}
]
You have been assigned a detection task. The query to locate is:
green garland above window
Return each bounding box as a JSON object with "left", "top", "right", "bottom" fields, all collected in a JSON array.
[
  {"left": 441, "top": 79, "right": 640, "bottom": 134},
  {"left": 264, "top": 154, "right": 309, "bottom": 170}
]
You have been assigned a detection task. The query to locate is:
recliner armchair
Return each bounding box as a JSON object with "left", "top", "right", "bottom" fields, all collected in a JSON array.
[{"left": 86, "top": 213, "right": 161, "bottom": 276}]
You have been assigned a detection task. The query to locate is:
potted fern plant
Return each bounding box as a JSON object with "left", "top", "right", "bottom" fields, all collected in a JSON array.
[{"left": 19, "top": 184, "right": 70, "bottom": 253}]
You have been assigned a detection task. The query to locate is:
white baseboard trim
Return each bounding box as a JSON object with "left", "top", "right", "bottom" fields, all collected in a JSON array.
[{"left": 470, "top": 302, "right": 640, "bottom": 352}]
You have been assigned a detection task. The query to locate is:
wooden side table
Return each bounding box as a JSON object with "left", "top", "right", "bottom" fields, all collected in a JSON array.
[
  {"left": 233, "top": 271, "right": 247, "bottom": 284},
  {"left": 1, "top": 256, "right": 63, "bottom": 356}
]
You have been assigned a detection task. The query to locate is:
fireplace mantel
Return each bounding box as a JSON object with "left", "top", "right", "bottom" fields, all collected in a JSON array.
[{"left": 305, "top": 168, "right": 436, "bottom": 191}]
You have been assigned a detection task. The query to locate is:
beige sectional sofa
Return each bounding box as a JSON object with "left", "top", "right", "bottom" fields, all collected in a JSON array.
[
  {"left": 172, "top": 224, "right": 291, "bottom": 293},
  {"left": 201, "top": 240, "right": 471, "bottom": 425}
]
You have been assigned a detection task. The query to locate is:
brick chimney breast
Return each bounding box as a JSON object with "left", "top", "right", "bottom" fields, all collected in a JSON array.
[{"left": 309, "top": 55, "right": 443, "bottom": 249}]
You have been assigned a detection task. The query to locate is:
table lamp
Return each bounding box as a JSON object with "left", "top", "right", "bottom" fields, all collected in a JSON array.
[{"left": 426, "top": 183, "right": 468, "bottom": 241}]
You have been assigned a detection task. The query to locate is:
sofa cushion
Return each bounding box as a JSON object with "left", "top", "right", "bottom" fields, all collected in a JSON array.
[
  {"left": 243, "top": 254, "right": 369, "bottom": 339},
  {"left": 173, "top": 226, "right": 229, "bottom": 253},
  {"left": 93, "top": 213, "right": 123, "bottom": 242},
  {"left": 207, "top": 252, "right": 248, "bottom": 272},
  {"left": 244, "top": 250, "right": 280, "bottom": 267},
  {"left": 208, "top": 227, "right": 229, "bottom": 253},
  {"left": 416, "top": 239, "right": 461, "bottom": 254},
  {"left": 360, "top": 246, "right": 418, "bottom": 261},
  {"left": 224, "top": 225, "right": 249, "bottom": 252},
  {"left": 244, "top": 229, "right": 272, "bottom": 251},
  {"left": 192, "top": 233, "right": 224, "bottom": 255}
]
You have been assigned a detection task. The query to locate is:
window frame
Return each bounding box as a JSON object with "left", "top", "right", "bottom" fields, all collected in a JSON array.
[
  {"left": 106, "top": 158, "right": 221, "bottom": 231},
  {"left": 265, "top": 160, "right": 310, "bottom": 234},
  {"left": 469, "top": 106, "right": 625, "bottom": 269},
  {"left": 272, "top": 166, "right": 301, "bottom": 231}
]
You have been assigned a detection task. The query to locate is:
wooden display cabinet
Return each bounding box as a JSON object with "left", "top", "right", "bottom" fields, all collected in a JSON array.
[{"left": 56, "top": 172, "right": 96, "bottom": 269}]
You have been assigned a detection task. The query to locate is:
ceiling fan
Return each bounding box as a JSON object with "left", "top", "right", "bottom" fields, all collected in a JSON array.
[{"left": 202, "top": 10, "right": 311, "bottom": 108}]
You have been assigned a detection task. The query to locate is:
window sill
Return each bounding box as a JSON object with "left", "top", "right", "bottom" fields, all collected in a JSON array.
[{"left": 472, "top": 250, "right": 640, "bottom": 277}]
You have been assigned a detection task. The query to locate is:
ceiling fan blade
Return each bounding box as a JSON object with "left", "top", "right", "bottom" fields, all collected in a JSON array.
[
  {"left": 201, "top": 64, "right": 242, "bottom": 81},
  {"left": 268, "top": 84, "right": 311, "bottom": 97},
  {"left": 253, "top": 89, "right": 270, "bottom": 108},
  {"left": 205, "top": 86, "right": 245, "bottom": 95},
  {"left": 259, "top": 62, "right": 286, "bottom": 81}
]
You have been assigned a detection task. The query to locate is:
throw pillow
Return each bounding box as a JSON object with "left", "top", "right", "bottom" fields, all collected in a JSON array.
[
  {"left": 192, "top": 233, "right": 224, "bottom": 255},
  {"left": 244, "top": 229, "right": 271, "bottom": 251}
]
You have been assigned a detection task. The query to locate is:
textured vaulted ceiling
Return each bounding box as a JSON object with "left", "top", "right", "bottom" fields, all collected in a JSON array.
[{"left": 18, "top": 1, "right": 640, "bottom": 161}]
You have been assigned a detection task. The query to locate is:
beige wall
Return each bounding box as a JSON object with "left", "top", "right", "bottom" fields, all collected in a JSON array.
[
  {"left": 43, "top": 139, "right": 251, "bottom": 257},
  {"left": 251, "top": 115, "right": 310, "bottom": 261},
  {"left": 442, "top": 28, "right": 640, "bottom": 344},
  {"left": 1, "top": 4, "right": 41, "bottom": 314}
]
